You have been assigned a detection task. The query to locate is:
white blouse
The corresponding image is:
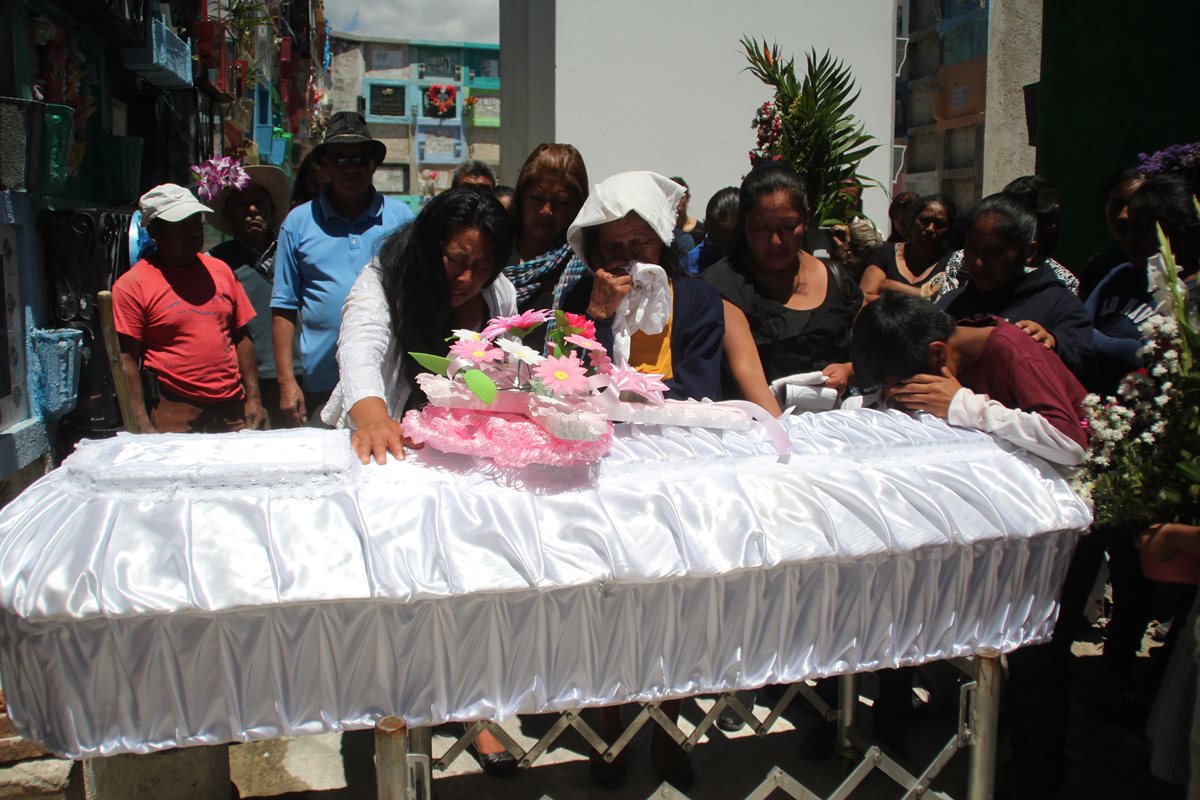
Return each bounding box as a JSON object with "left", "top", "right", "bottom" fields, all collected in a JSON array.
[{"left": 322, "top": 259, "right": 518, "bottom": 428}]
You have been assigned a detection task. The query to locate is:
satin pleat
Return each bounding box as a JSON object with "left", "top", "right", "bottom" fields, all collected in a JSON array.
[{"left": 0, "top": 411, "right": 1090, "bottom": 757}]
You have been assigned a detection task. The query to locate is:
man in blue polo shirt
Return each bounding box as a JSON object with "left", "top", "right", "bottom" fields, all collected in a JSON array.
[{"left": 271, "top": 112, "right": 415, "bottom": 426}]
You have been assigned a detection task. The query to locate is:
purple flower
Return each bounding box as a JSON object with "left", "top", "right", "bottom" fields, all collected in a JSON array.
[{"left": 190, "top": 156, "right": 251, "bottom": 203}]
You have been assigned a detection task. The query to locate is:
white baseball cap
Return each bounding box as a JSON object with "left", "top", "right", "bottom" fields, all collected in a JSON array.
[{"left": 139, "top": 184, "right": 212, "bottom": 224}]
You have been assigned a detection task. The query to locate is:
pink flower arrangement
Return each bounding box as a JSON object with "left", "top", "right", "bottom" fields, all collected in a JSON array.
[
  {"left": 481, "top": 308, "right": 554, "bottom": 340},
  {"left": 589, "top": 349, "right": 613, "bottom": 375},
  {"left": 533, "top": 354, "right": 590, "bottom": 396},
  {"left": 449, "top": 339, "right": 502, "bottom": 364},
  {"left": 564, "top": 334, "right": 603, "bottom": 351},
  {"left": 191, "top": 156, "right": 250, "bottom": 203}
]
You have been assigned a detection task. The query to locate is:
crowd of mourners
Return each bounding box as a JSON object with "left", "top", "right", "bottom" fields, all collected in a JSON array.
[{"left": 109, "top": 110, "right": 1200, "bottom": 798}]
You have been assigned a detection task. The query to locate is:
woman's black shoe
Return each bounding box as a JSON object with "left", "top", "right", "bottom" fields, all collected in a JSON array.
[{"left": 475, "top": 748, "right": 519, "bottom": 778}]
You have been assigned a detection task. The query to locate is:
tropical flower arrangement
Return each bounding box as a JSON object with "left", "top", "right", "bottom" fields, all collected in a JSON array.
[
  {"left": 1077, "top": 228, "right": 1200, "bottom": 528},
  {"left": 191, "top": 156, "right": 250, "bottom": 203},
  {"left": 400, "top": 311, "right": 668, "bottom": 467},
  {"left": 741, "top": 37, "right": 879, "bottom": 228}
]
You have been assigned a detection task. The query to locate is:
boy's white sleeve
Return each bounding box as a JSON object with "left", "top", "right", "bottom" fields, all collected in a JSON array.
[{"left": 947, "top": 387, "right": 1086, "bottom": 466}]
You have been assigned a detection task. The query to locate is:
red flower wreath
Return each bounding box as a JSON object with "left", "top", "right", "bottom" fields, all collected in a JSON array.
[{"left": 426, "top": 84, "right": 456, "bottom": 116}]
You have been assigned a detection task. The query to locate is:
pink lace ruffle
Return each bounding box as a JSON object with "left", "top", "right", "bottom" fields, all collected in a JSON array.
[{"left": 402, "top": 407, "right": 613, "bottom": 467}]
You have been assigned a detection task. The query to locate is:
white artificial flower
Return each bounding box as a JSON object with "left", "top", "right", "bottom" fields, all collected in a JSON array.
[
  {"left": 451, "top": 329, "right": 485, "bottom": 342},
  {"left": 497, "top": 337, "right": 545, "bottom": 365}
]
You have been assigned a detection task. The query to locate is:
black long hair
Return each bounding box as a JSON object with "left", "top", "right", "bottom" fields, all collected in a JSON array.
[
  {"left": 1002, "top": 175, "right": 1060, "bottom": 259},
  {"left": 964, "top": 193, "right": 1039, "bottom": 263},
  {"left": 379, "top": 188, "right": 513, "bottom": 407},
  {"left": 733, "top": 163, "right": 810, "bottom": 261}
]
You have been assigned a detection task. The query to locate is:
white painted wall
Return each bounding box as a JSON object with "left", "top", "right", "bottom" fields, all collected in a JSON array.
[{"left": 501, "top": 0, "right": 897, "bottom": 229}]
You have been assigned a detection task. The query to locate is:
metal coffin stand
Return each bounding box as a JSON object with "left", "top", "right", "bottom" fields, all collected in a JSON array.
[{"left": 374, "top": 650, "right": 1003, "bottom": 800}]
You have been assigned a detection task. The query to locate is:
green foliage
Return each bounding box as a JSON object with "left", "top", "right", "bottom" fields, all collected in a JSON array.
[
  {"left": 410, "top": 352, "right": 451, "bottom": 377},
  {"left": 463, "top": 369, "right": 498, "bottom": 404},
  {"left": 742, "top": 37, "right": 880, "bottom": 228}
]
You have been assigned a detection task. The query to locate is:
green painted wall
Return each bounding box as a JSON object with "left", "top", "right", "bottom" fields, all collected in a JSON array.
[{"left": 1036, "top": 1, "right": 1200, "bottom": 274}]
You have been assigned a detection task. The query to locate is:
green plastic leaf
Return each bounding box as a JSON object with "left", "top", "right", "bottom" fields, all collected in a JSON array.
[
  {"left": 410, "top": 352, "right": 452, "bottom": 376},
  {"left": 463, "top": 369, "right": 498, "bottom": 404}
]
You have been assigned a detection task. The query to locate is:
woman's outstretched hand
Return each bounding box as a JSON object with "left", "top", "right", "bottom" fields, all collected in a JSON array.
[
  {"left": 350, "top": 417, "right": 409, "bottom": 465},
  {"left": 347, "top": 397, "right": 421, "bottom": 465}
]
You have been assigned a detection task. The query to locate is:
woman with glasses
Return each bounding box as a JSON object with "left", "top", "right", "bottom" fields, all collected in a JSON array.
[
  {"left": 859, "top": 194, "right": 957, "bottom": 304},
  {"left": 502, "top": 143, "right": 590, "bottom": 314}
]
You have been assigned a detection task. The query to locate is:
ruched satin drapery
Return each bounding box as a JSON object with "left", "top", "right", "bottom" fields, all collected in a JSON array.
[{"left": 0, "top": 410, "right": 1090, "bottom": 757}]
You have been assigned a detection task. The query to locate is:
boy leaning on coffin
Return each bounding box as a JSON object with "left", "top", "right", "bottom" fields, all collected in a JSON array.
[
  {"left": 850, "top": 291, "right": 1089, "bottom": 466},
  {"left": 112, "top": 184, "right": 263, "bottom": 434}
]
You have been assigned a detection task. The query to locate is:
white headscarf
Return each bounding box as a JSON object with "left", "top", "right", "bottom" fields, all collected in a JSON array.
[{"left": 565, "top": 171, "right": 685, "bottom": 364}]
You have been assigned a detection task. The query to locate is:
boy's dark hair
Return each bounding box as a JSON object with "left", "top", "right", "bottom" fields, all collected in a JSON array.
[{"left": 851, "top": 292, "right": 956, "bottom": 386}]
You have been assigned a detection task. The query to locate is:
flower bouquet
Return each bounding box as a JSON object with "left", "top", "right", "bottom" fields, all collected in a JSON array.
[
  {"left": 402, "top": 311, "right": 659, "bottom": 467},
  {"left": 1078, "top": 225, "right": 1200, "bottom": 531},
  {"left": 400, "top": 311, "right": 778, "bottom": 468}
]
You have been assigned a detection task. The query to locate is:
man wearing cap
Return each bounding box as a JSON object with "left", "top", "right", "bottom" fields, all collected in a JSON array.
[
  {"left": 271, "top": 111, "right": 415, "bottom": 426},
  {"left": 208, "top": 165, "right": 301, "bottom": 429},
  {"left": 112, "top": 184, "right": 264, "bottom": 433}
]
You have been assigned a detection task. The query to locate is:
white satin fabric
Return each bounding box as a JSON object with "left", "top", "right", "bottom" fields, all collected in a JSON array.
[{"left": 0, "top": 410, "right": 1090, "bottom": 757}]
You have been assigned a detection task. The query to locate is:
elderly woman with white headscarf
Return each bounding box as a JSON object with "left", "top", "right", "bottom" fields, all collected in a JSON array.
[{"left": 561, "top": 171, "right": 725, "bottom": 402}]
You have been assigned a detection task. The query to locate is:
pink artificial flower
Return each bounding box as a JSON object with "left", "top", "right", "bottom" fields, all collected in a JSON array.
[
  {"left": 481, "top": 308, "right": 553, "bottom": 339},
  {"left": 449, "top": 338, "right": 503, "bottom": 364},
  {"left": 607, "top": 362, "right": 668, "bottom": 404},
  {"left": 562, "top": 312, "right": 597, "bottom": 340},
  {"left": 533, "top": 354, "right": 590, "bottom": 396},
  {"left": 589, "top": 349, "right": 613, "bottom": 375},
  {"left": 564, "top": 334, "right": 603, "bottom": 351}
]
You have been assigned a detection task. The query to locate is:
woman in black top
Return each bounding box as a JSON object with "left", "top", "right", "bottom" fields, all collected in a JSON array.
[
  {"left": 860, "top": 194, "right": 956, "bottom": 304},
  {"left": 704, "top": 164, "right": 862, "bottom": 415}
]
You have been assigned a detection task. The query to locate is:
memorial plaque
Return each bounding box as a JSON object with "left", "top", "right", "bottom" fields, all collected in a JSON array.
[
  {"left": 369, "top": 85, "right": 407, "bottom": 118},
  {"left": 424, "top": 52, "right": 454, "bottom": 77},
  {"left": 424, "top": 134, "right": 455, "bottom": 157},
  {"left": 474, "top": 96, "right": 500, "bottom": 119}
]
